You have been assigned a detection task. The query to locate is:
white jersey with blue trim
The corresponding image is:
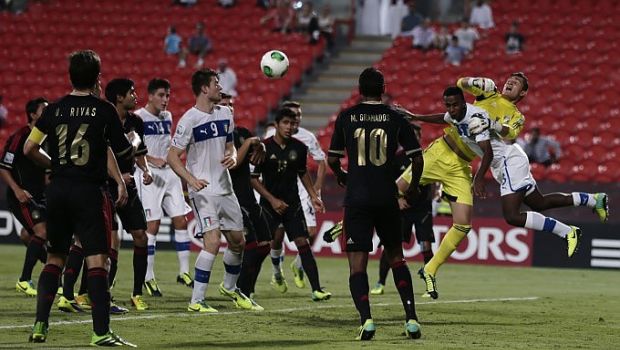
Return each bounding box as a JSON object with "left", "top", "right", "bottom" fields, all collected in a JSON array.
[
  {"left": 134, "top": 107, "right": 173, "bottom": 160},
  {"left": 172, "top": 105, "right": 235, "bottom": 195}
]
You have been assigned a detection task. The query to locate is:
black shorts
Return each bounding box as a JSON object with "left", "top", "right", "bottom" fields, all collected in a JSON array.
[
  {"left": 343, "top": 204, "right": 401, "bottom": 252},
  {"left": 45, "top": 179, "right": 113, "bottom": 257},
  {"left": 240, "top": 202, "right": 271, "bottom": 244},
  {"left": 262, "top": 202, "right": 308, "bottom": 241},
  {"left": 401, "top": 206, "right": 435, "bottom": 244},
  {"left": 108, "top": 185, "right": 147, "bottom": 232},
  {"left": 7, "top": 191, "right": 46, "bottom": 235}
]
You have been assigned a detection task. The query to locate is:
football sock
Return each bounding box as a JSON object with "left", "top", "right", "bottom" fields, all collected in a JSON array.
[
  {"left": 87, "top": 268, "right": 110, "bottom": 336},
  {"left": 192, "top": 250, "right": 216, "bottom": 303},
  {"left": 270, "top": 248, "right": 282, "bottom": 277},
  {"left": 525, "top": 211, "right": 572, "bottom": 238},
  {"left": 422, "top": 248, "right": 434, "bottom": 265},
  {"left": 238, "top": 241, "right": 257, "bottom": 296},
  {"left": 294, "top": 254, "right": 303, "bottom": 270},
  {"left": 377, "top": 250, "right": 390, "bottom": 285},
  {"left": 251, "top": 244, "right": 271, "bottom": 294},
  {"left": 20, "top": 235, "right": 46, "bottom": 282},
  {"left": 298, "top": 244, "right": 321, "bottom": 291},
  {"left": 133, "top": 246, "right": 148, "bottom": 296},
  {"left": 425, "top": 224, "right": 470, "bottom": 276},
  {"left": 63, "top": 245, "right": 84, "bottom": 299},
  {"left": 174, "top": 230, "right": 191, "bottom": 275},
  {"left": 572, "top": 192, "right": 596, "bottom": 208},
  {"left": 279, "top": 245, "right": 286, "bottom": 264},
  {"left": 145, "top": 232, "right": 156, "bottom": 281},
  {"left": 392, "top": 260, "right": 418, "bottom": 321},
  {"left": 222, "top": 248, "right": 242, "bottom": 291},
  {"left": 349, "top": 272, "right": 372, "bottom": 324},
  {"left": 35, "top": 264, "right": 62, "bottom": 324},
  {"left": 108, "top": 248, "right": 118, "bottom": 287}
]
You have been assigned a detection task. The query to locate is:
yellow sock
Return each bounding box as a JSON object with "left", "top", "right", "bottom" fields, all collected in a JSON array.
[{"left": 424, "top": 224, "right": 470, "bottom": 276}]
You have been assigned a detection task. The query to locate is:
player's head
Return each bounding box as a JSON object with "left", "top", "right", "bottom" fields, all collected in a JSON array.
[
  {"left": 282, "top": 100, "right": 302, "bottom": 133},
  {"left": 275, "top": 107, "right": 298, "bottom": 140},
  {"left": 105, "top": 78, "right": 137, "bottom": 110},
  {"left": 192, "top": 68, "right": 221, "bottom": 102},
  {"left": 529, "top": 127, "right": 540, "bottom": 141},
  {"left": 219, "top": 92, "right": 235, "bottom": 115},
  {"left": 358, "top": 67, "right": 385, "bottom": 100},
  {"left": 68, "top": 50, "right": 101, "bottom": 91},
  {"left": 502, "top": 72, "right": 528, "bottom": 103},
  {"left": 443, "top": 86, "right": 466, "bottom": 120},
  {"left": 147, "top": 78, "right": 171, "bottom": 113},
  {"left": 25, "top": 97, "right": 48, "bottom": 124}
]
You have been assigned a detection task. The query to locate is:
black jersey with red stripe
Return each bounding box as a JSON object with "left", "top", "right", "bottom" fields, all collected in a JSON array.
[{"left": 0, "top": 125, "right": 46, "bottom": 197}]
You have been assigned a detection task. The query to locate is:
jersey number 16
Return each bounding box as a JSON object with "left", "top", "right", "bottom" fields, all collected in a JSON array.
[{"left": 56, "top": 123, "right": 90, "bottom": 166}]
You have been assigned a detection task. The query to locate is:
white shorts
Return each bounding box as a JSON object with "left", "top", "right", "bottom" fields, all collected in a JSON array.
[
  {"left": 299, "top": 188, "right": 317, "bottom": 227},
  {"left": 491, "top": 144, "right": 537, "bottom": 197},
  {"left": 135, "top": 167, "right": 191, "bottom": 221},
  {"left": 189, "top": 191, "right": 244, "bottom": 235}
]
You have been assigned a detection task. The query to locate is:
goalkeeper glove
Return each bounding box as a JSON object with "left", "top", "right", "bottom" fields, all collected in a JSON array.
[
  {"left": 468, "top": 114, "right": 503, "bottom": 135},
  {"left": 469, "top": 78, "right": 496, "bottom": 93}
]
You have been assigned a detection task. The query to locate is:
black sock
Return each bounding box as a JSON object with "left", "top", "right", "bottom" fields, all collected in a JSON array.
[
  {"left": 35, "top": 264, "right": 62, "bottom": 324},
  {"left": 20, "top": 235, "right": 46, "bottom": 282},
  {"left": 63, "top": 245, "right": 84, "bottom": 299},
  {"left": 349, "top": 272, "right": 371, "bottom": 324},
  {"left": 87, "top": 267, "right": 110, "bottom": 336},
  {"left": 108, "top": 248, "right": 118, "bottom": 287},
  {"left": 251, "top": 244, "right": 271, "bottom": 294},
  {"left": 378, "top": 250, "right": 390, "bottom": 285},
  {"left": 238, "top": 241, "right": 257, "bottom": 296},
  {"left": 78, "top": 263, "right": 89, "bottom": 295},
  {"left": 133, "top": 246, "right": 147, "bottom": 296},
  {"left": 298, "top": 244, "right": 321, "bottom": 291},
  {"left": 422, "top": 249, "right": 434, "bottom": 265},
  {"left": 391, "top": 260, "right": 418, "bottom": 321}
]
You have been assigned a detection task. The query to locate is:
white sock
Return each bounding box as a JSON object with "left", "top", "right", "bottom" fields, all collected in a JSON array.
[
  {"left": 174, "top": 230, "right": 191, "bottom": 275},
  {"left": 572, "top": 192, "right": 596, "bottom": 208},
  {"left": 294, "top": 254, "right": 303, "bottom": 269},
  {"left": 270, "top": 248, "right": 282, "bottom": 276},
  {"left": 191, "top": 250, "right": 216, "bottom": 304},
  {"left": 146, "top": 233, "right": 156, "bottom": 281},
  {"left": 279, "top": 244, "right": 286, "bottom": 263},
  {"left": 525, "top": 211, "right": 572, "bottom": 238},
  {"left": 222, "top": 249, "right": 242, "bottom": 291}
]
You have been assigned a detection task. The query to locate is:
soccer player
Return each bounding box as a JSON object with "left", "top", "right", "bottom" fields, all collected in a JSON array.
[
  {"left": 251, "top": 107, "right": 331, "bottom": 302},
  {"left": 24, "top": 50, "right": 135, "bottom": 346},
  {"left": 264, "top": 101, "right": 327, "bottom": 290},
  {"left": 134, "top": 78, "right": 193, "bottom": 296},
  {"left": 0, "top": 97, "right": 48, "bottom": 297},
  {"left": 220, "top": 93, "right": 269, "bottom": 306},
  {"left": 328, "top": 67, "right": 424, "bottom": 340},
  {"left": 167, "top": 68, "right": 255, "bottom": 312}
]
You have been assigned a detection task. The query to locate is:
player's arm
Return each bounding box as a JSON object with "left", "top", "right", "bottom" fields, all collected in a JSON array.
[
  {"left": 135, "top": 155, "right": 153, "bottom": 185},
  {"left": 24, "top": 127, "right": 52, "bottom": 169},
  {"left": 473, "top": 139, "right": 493, "bottom": 198},
  {"left": 250, "top": 174, "right": 288, "bottom": 215},
  {"left": 234, "top": 135, "right": 261, "bottom": 168},
  {"left": 133, "top": 119, "right": 153, "bottom": 185},
  {"left": 457, "top": 77, "right": 497, "bottom": 97},
  {"left": 327, "top": 113, "right": 347, "bottom": 187},
  {"left": 146, "top": 154, "right": 167, "bottom": 168},
  {"left": 307, "top": 134, "right": 327, "bottom": 193},
  {"left": 167, "top": 146, "right": 208, "bottom": 192},
  {"left": 0, "top": 169, "right": 32, "bottom": 203},
  {"left": 409, "top": 113, "right": 447, "bottom": 124},
  {"left": 221, "top": 141, "right": 237, "bottom": 169},
  {"left": 107, "top": 147, "right": 128, "bottom": 207},
  {"left": 299, "top": 152, "right": 324, "bottom": 213}
]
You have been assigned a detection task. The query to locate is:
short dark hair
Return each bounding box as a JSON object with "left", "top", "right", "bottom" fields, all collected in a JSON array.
[
  {"left": 191, "top": 68, "right": 218, "bottom": 96},
  {"left": 282, "top": 100, "right": 301, "bottom": 109},
  {"left": 68, "top": 50, "right": 101, "bottom": 90},
  {"left": 25, "top": 97, "right": 48, "bottom": 123},
  {"left": 358, "top": 67, "right": 385, "bottom": 98},
  {"left": 275, "top": 107, "right": 298, "bottom": 123},
  {"left": 510, "top": 72, "right": 529, "bottom": 91},
  {"left": 443, "top": 86, "right": 465, "bottom": 100},
  {"left": 105, "top": 78, "right": 134, "bottom": 104},
  {"left": 147, "top": 78, "right": 171, "bottom": 94}
]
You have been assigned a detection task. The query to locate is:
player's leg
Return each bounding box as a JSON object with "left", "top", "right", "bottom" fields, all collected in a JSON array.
[
  {"left": 412, "top": 208, "right": 435, "bottom": 284},
  {"left": 17, "top": 222, "right": 47, "bottom": 296},
  {"left": 144, "top": 220, "right": 162, "bottom": 296},
  {"left": 59, "top": 240, "right": 86, "bottom": 312},
  {"left": 524, "top": 189, "right": 608, "bottom": 222},
  {"left": 164, "top": 173, "right": 193, "bottom": 287},
  {"left": 237, "top": 207, "right": 257, "bottom": 296},
  {"left": 291, "top": 194, "right": 316, "bottom": 289},
  {"left": 249, "top": 204, "right": 273, "bottom": 296},
  {"left": 141, "top": 176, "right": 166, "bottom": 296},
  {"left": 268, "top": 209, "right": 288, "bottom": 293}
]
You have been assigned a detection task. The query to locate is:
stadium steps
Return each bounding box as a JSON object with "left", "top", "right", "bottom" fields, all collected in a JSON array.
[{"left": 290, "top": 35, "right": 393, "bottom": 133}]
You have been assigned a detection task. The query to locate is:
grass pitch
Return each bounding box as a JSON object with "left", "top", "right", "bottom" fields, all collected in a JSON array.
[{"left": 0, "top": 244, "right": 618, "bottom": 349}]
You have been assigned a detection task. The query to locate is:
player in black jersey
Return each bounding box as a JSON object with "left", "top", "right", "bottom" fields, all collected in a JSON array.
[
  {"left": 328, "top": 67, "right": 424, "bottom": 341},
  {"left": 251, "top": 107, "right": 331, "bottom": 302},
  {"left": 23, "top": 50, "right": 135, "bottom": 347},
  {"left": 0, "top": 97, "right": 49, "bottom": 297},
  {"left": 219, "top": 93, "right": 269, "bottom": 307}
]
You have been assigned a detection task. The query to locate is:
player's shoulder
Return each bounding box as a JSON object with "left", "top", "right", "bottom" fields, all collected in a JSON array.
[
  {"left": 467, "top": 103, "right": 488, "bottom": 117},
  {"left": 290, "top": 137, "right": 309, "bottom": 151},
  {"left": 214, "top": 105, "right": 233, "bottom": 118}
]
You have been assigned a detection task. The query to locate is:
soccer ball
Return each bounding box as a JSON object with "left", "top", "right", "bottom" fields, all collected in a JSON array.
[{"left": 260, "top": 50, "right": 289, "bottom": 79}]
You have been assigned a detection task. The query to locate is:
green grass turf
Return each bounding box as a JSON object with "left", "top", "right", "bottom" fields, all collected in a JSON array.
[{"left": 0, "top": 244, "right": 619, "bottom": 349}]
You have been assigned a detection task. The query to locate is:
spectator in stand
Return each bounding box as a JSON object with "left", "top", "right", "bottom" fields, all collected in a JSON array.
[
  {"left": 444, "top": 35, "right": 467, "bottom": 66},
  {"left": 434, "top": 25, "right": 451, "bottom": 50},
  {"left": 297, "top": 2, "right": 320, "bottom": 44},
  {"left": 0, "top": 95, "right": 7, "bottom": 127},
  {"left": 469, "top": 0, "right": 494, "bottom": 29},
  {"left": 257, "top": 0, "right": 270, "bottom": 9},
  {"left": 454, "top": 20, "right": 479, "bottom": 53},
  {"left": 219, "top": 0, "right": 235, "bottom": 7},
  {"left": 174, "top": 0, "right": 197, "bottom": 7},
  {"left": 412, "top": 18, "right": 435, "bottom": 51},
  {"left": 520, "top": 128, "right": 562, "bottom": 167},
  {"left": 505, "top": 21, "right": 525, "bottom": 54},
  {"left": 260, "top": 0, "right": 295, "bottom": 34},
  {"left": 180, "top": 22, "right": 212, "bottom": 68},
  {"left": 400, "top": 0, "right": 423, "bottom": 37},
  {"left": 164, "top": 26, "right": 184, "bottom": 66},
  {"left": 318, "top": 4, "right": 335, "bottom": 52},
  {"left": 217, "top": 58, "right": 238, "bottom": 97}
]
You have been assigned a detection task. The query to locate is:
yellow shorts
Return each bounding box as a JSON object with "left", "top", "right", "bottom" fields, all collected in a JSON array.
[{"left": 398, "top": 138, "right": 473, "bottom": 206}]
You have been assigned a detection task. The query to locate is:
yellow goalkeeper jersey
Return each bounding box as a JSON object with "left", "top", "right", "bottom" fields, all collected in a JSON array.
[{"left": 457, "top": 78, "right": 525, "bottom": 140}]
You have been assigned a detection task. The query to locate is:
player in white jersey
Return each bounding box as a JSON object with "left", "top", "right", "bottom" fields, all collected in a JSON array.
[
  {"left": 134, "top": 78, "right": 193, "bottom": 297},
  {"left": 264, "top": 101, "right": 327, "bottom": 290},
  {"left": 167, "top": 68, "right": 258, "bottom": 312}
]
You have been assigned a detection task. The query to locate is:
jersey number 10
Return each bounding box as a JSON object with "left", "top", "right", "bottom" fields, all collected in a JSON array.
[
  {"left": 353, "top": 128, "right": 387, "bottom": 166},
  {"left": 56, "top": 123, "right": 90, "bottom": 166}
]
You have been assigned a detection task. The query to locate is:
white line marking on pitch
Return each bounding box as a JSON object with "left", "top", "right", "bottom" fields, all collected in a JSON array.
[{"left": 0, "top": 296, "right": 539, "bottom": 330}]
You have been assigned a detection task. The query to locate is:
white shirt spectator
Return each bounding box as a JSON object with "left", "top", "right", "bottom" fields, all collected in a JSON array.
[
  {"left": 454, "top": 25, "right": 479, "bottom": 52},
  {"left": 470, "top": 1, "right": 494, "bottom": 29},
  {"left": 217, "top": 62, "right": 238, "bottom": 97},
  {"left": 412, "top": 24, "right": 436, "bottom": 49}
]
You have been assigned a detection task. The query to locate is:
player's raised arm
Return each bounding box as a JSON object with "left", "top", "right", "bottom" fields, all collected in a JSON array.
[{"left": 457, "top": 77, "right": 496, "bottom": 97}]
